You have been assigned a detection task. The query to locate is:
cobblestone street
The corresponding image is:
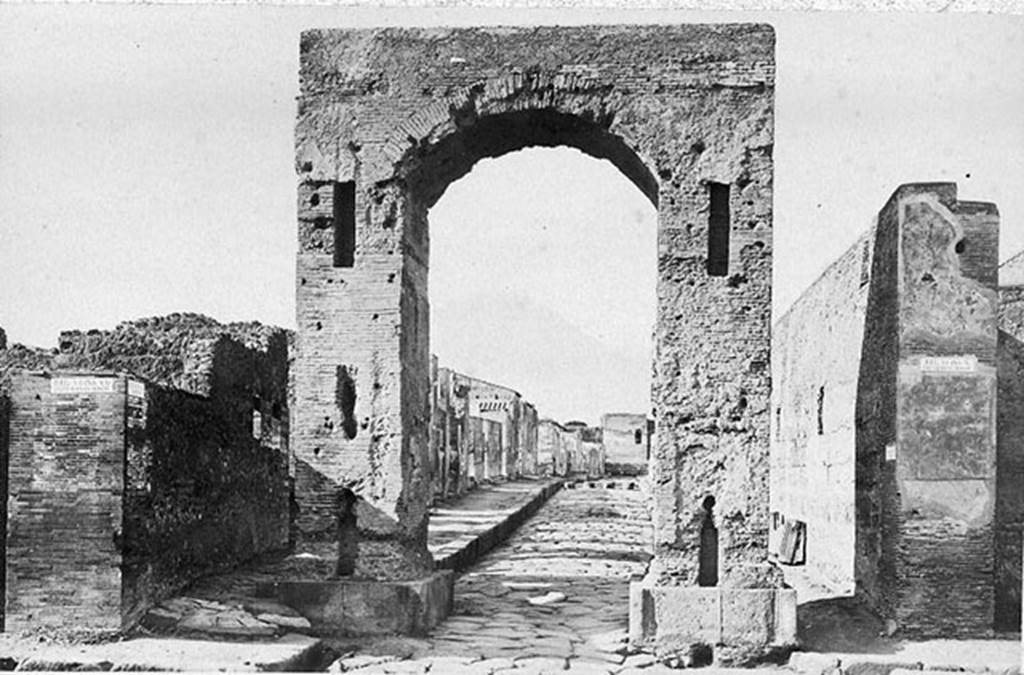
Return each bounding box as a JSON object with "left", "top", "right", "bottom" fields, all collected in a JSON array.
[{"left": 330, "top": 481, "right": 660, "bottom": 674}]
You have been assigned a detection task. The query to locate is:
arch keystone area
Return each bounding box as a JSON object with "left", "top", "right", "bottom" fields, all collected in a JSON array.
[{"left": 292, "top": 24, "right": 790, "bottom": 654}]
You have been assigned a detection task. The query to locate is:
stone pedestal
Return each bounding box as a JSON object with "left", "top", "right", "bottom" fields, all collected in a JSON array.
[
  {"left": 629, "top": 581, "right": 797, "bottom": 661},
  {"left": 255, "top": 571, "right": 454, "bottom": 637}
]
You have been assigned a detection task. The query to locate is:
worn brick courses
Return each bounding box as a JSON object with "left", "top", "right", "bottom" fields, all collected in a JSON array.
[
  {"left": 0, "top": 314, "right": 291, "bottom": 632},
  {"left": 772, "top": 183, "right": 1003, "bottom": 638},
  {"left": 295, "top": 24, "right": 776, "bottom": 589}
]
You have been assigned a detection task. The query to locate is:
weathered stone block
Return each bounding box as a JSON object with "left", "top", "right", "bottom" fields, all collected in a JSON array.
[
  {"left": 255, "top": 570, "right": 454, "bottom": 636},
  {"left": 295, "top": 25, "right": 776, "bottom": 587},
  {"left": 629, "top": 581, "right": 796, "bottom": 656}
]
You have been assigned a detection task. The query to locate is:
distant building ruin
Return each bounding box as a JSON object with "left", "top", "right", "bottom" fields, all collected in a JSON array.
[
  {"left": 602, "top": 413, "right": 652, "bottom": 477},
  {"left": 428, "top": 358, "right": 540, "bottom": 498}
]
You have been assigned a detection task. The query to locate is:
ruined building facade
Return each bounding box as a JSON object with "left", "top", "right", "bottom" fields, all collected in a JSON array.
[
  {"left": 0, "top": 315, "right": 291, "bottom": 631},
  {"left": 536, "top": 420, "right": 605, "bottom": 479},
  {"left": 771, "top": 182, "right": 1022, "bottom": 637},
  {"left": 428, "top": 357, "right": 540, "bottom": 499},
  {"left": 602, "top": 412, "right": 653, "bottom": 476}
]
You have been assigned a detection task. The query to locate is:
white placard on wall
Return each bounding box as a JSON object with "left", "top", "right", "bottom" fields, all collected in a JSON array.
[
  {"left": 50, "top": 377, "right": 117, "bottom": 394},
  {"left": 919, "top": 355, "right": 977, "bottom": 373}
]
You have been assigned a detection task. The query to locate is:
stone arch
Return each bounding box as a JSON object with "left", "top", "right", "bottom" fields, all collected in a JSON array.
[
  {"left": 292, "top": 26, "right": 776, "bottom": 589},
  {"left": 399, "top": 107, "right": 659, "bottom": 209}
]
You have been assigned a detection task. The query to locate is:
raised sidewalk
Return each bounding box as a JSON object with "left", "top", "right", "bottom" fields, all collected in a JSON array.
[{"left": 0, "top": 477, "right": 563, "bottom": 671}]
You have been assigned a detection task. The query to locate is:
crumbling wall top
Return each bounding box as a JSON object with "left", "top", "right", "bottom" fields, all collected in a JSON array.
[
  {"left": 299, "top": 24, "right": 776, "bottom": 96},
  {"left": 56, "top": 313, "right": 290, "bottom": 397}
]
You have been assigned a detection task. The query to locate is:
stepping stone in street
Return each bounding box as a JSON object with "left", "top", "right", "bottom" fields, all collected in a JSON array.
[
  {"left": 255, "top": 613, "right": 312, "bottom": 630},
  {"left": 503, "top": 581, "right": 553, "bottom": 590},
  {"left": 242, "top": 598, "right": 304, "bottom": 618},
  {"left": 328, "top": 654, "right": 400, "bottom": 672},
  {"left": 565, "top": 659, "right": 616, "bottom": 674},
  {"left": 527, "top": 591, "right": 566, "bottom": 605},
  {"left": 514, "top": 655, "right": 569, "bottom": 671}
]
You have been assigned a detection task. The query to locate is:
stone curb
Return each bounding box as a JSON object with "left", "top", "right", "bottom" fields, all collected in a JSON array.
[
  {"left": 788, "top": 652, "right": 1022, "bottom": 675},
  {"left": 433, "top": 480, "right": 563, "bottom": 572}
]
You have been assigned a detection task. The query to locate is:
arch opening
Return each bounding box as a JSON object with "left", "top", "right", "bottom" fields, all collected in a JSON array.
[
  {"left": 403, "top": 108, "right": 659, "bottom": 210},
  {"left": 426, "top": 143, "right": 657, "bottom": 495}
]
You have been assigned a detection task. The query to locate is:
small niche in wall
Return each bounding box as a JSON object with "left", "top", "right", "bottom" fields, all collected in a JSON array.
[
  {"left": 334, "top": 181, "right": 356, "bottom": 268},
  {"left": 698, "top": 495, "right": 719, "bottom": 587},
  {"left": 707, "top": 182, "right": 730, "bottom": 277}
]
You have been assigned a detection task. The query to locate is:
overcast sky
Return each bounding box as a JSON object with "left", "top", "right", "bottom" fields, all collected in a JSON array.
[{"left": 1, "top": 6, "right": 1022, "bottom": 423}]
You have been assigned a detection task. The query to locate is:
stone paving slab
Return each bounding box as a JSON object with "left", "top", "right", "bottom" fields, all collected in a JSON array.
[
  {"left": 0, "top": 478, "right": 568, "bottom": 670},
  {"left": 788, "top": 642, "right": 1021, "bottom": 675},
  {"left": 12, "top": 633, "right": 324, "bottom": 671},
  {"left": 127, "top": 478, "right": 561, "bottom": 642},
  {"left": 325, "top": 484, "right": 662, "bottom": 674}
]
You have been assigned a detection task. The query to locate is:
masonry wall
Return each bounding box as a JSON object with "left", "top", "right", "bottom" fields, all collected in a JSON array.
[
  {"left": 467, "top": 377, "right": 521, "bottom": 480},
  {"left": 295, "top": 25, "right": 775, "bottom": 584},
  {"left": 997, "top": 253, "right": 1024, "bottom": 632},
  {"left": 0, "top": 315, "right": 292, "bottom": 631},
  {"left": 771, "top": 230, "right": 871, "bottom": 594},
  {"left": 999, "top": 251, "right": 1024, "bottom": 338},
  {"left": 519, "top": 403, "right": 539, "bottom": 476},
  {"left": 121, "top": 376, "right": 291, "bottom": 626},
  {"left": 853, "top": 195, "right": 901, "bottom": 624},
  {"left": 0, "top": 367, "right": 291, "bottom": 632},
  {"left": 772, "top": 183, "right": 1000, "bottom": 637},
  {"left": 538, "top": 421, "right": 569, "bottom": 477},
  {"left": 581, "top": 440, "right": 605, "bottom": 478},
  {"left": 602, "top": 413, "right": 650, "bottom": 476},
  {"left": 4, "top": 372, "right": 125, "bottom": 633},
  {"left": 996, "top": 330, "right": 1024, "bottom": 631},
  {"left": 888, "top": 188, "right": 998, "bottom": 637},
  {"left": 427, "top": 364, "right": 539, "bottom": 498},
  {"left": 0, "top": 392, "right": 7, "bottom": 630}
]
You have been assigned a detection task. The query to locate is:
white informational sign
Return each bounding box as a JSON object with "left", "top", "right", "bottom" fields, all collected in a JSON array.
[
  {"left": 252, "top": 411, "right": 263, "bottom": 440},
  {"left": 50, "top": 377, "right": 117, "bottom": 394},
  {"left": 127, "top": 380, "right": 146, "bottom": 399},
  {"left": 920, "top": 355, "right": 977, "bottom": 373}
]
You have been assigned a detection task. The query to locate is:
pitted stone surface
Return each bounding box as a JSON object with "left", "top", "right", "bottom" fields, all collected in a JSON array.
[
  {"left": 293, "top": 25, "right": 776, "bottom": 589},
  {"left": 325, "top": 486, "right": 655, "bottom": 673},
  {"left": 772, "top": 183, "right": 1005, "bottom": 637}
]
